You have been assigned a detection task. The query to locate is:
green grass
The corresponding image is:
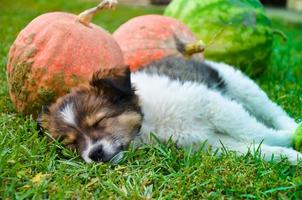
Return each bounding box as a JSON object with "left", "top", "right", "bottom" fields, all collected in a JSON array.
[{"left": 1, "top": 0, "right": 302, "bottom": 199}]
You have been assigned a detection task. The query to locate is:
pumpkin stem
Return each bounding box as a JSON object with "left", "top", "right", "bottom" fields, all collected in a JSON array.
[
  {"left": 77, "top": 0, "right": 118, "bottom": 26},
  {"left": 183, "top": 40, "right": 205, "bottom": 56}
]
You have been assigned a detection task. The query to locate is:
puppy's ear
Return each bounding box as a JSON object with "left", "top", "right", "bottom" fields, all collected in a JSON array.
[{"left": 90, "top": 67, "right": 134, "bottom": 98}]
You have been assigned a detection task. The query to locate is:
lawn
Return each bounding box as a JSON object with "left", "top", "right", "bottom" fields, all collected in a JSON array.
[{"left": 1, "top": 0, "right": 302, "bottom": 199}]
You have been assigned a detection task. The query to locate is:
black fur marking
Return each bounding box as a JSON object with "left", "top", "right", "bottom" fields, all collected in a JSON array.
[
  {"left": 141, "top": 56, "right": 226, "bottom": 91},
  {"left": 103, "top": 68, "right": 133, "bottom": 96},
  {"left": 91, "top": 68, "right": 135, "bottom": 100}
]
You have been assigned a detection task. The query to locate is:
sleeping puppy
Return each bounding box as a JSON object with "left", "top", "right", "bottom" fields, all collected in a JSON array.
[{"left": 39, "top": 56, "right": 302, "bottom": 164}]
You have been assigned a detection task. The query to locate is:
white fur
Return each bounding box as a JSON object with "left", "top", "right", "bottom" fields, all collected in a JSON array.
[
  {"left": 131, "top": 60, "right": 302, "bottom": 164},
  {"left": 82, "top": 137, "right": 93, "bottom": 163},
  {"left": 206, "top": 61, "right": 298, "bottom": 132},
  {"left": 60, "top": 103, "right": 76, "bottom": 126}
]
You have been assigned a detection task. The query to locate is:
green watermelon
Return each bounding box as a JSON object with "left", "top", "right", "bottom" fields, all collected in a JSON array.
[{"left": 164, "top": 0, "right": 281, "bottom": 75}]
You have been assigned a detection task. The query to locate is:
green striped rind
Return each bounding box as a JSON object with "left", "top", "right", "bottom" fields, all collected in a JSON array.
[
  {"left": 294, "top": 123, "right": 302, "bottom": 152},
  {"left": 165, "top": 0, "right": 274, "bottom": 74}
]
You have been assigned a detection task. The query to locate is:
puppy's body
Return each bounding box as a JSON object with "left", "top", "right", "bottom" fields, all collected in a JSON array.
[
  {"left": 41, "top": 56, "right": 302, "bottom": 163},
  {"left": 132, "top": 57, "right": 301, "bottom": 163}
]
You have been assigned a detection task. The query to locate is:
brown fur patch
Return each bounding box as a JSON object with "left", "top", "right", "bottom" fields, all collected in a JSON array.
[
  {"left": 118, "top": 112, "right": 142, "bottom": 130},
  {"left": 62, "top": 132, "right": 77, "bottom": 145}
]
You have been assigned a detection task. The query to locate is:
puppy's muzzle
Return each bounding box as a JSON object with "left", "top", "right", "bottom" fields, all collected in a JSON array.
[{"left": 88, "top": 145, "right": 121, "bottom": 162}]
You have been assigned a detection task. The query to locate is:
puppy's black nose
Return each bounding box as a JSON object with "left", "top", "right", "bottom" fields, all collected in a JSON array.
[
  {"left": 89, "top": 146, "right": 104, "bottom": 162},
  {"left": 89, "top": 145, "right": 113, "bottom": 162}
]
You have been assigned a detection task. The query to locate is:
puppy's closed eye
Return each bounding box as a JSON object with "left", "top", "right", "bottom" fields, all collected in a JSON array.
[{"left": 85, "top": 112, "right": 108, "bottom": 127}]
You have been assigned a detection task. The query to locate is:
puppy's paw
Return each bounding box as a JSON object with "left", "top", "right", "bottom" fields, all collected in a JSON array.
[{"left": 293, "top": 123, "right": 302, "bottom": 152}]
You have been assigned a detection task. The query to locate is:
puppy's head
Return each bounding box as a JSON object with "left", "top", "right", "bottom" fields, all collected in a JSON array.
[{"left": 39, "top": 67, "right": 142, "bottom": 163}]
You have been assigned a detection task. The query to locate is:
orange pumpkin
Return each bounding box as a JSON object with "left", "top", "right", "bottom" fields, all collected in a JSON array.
[
  {"left": 113, "top": 15, "right": 204, "bottom": 71},
  {"left": 6, "top": 0, "right": 123, "bottom": 117}
]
